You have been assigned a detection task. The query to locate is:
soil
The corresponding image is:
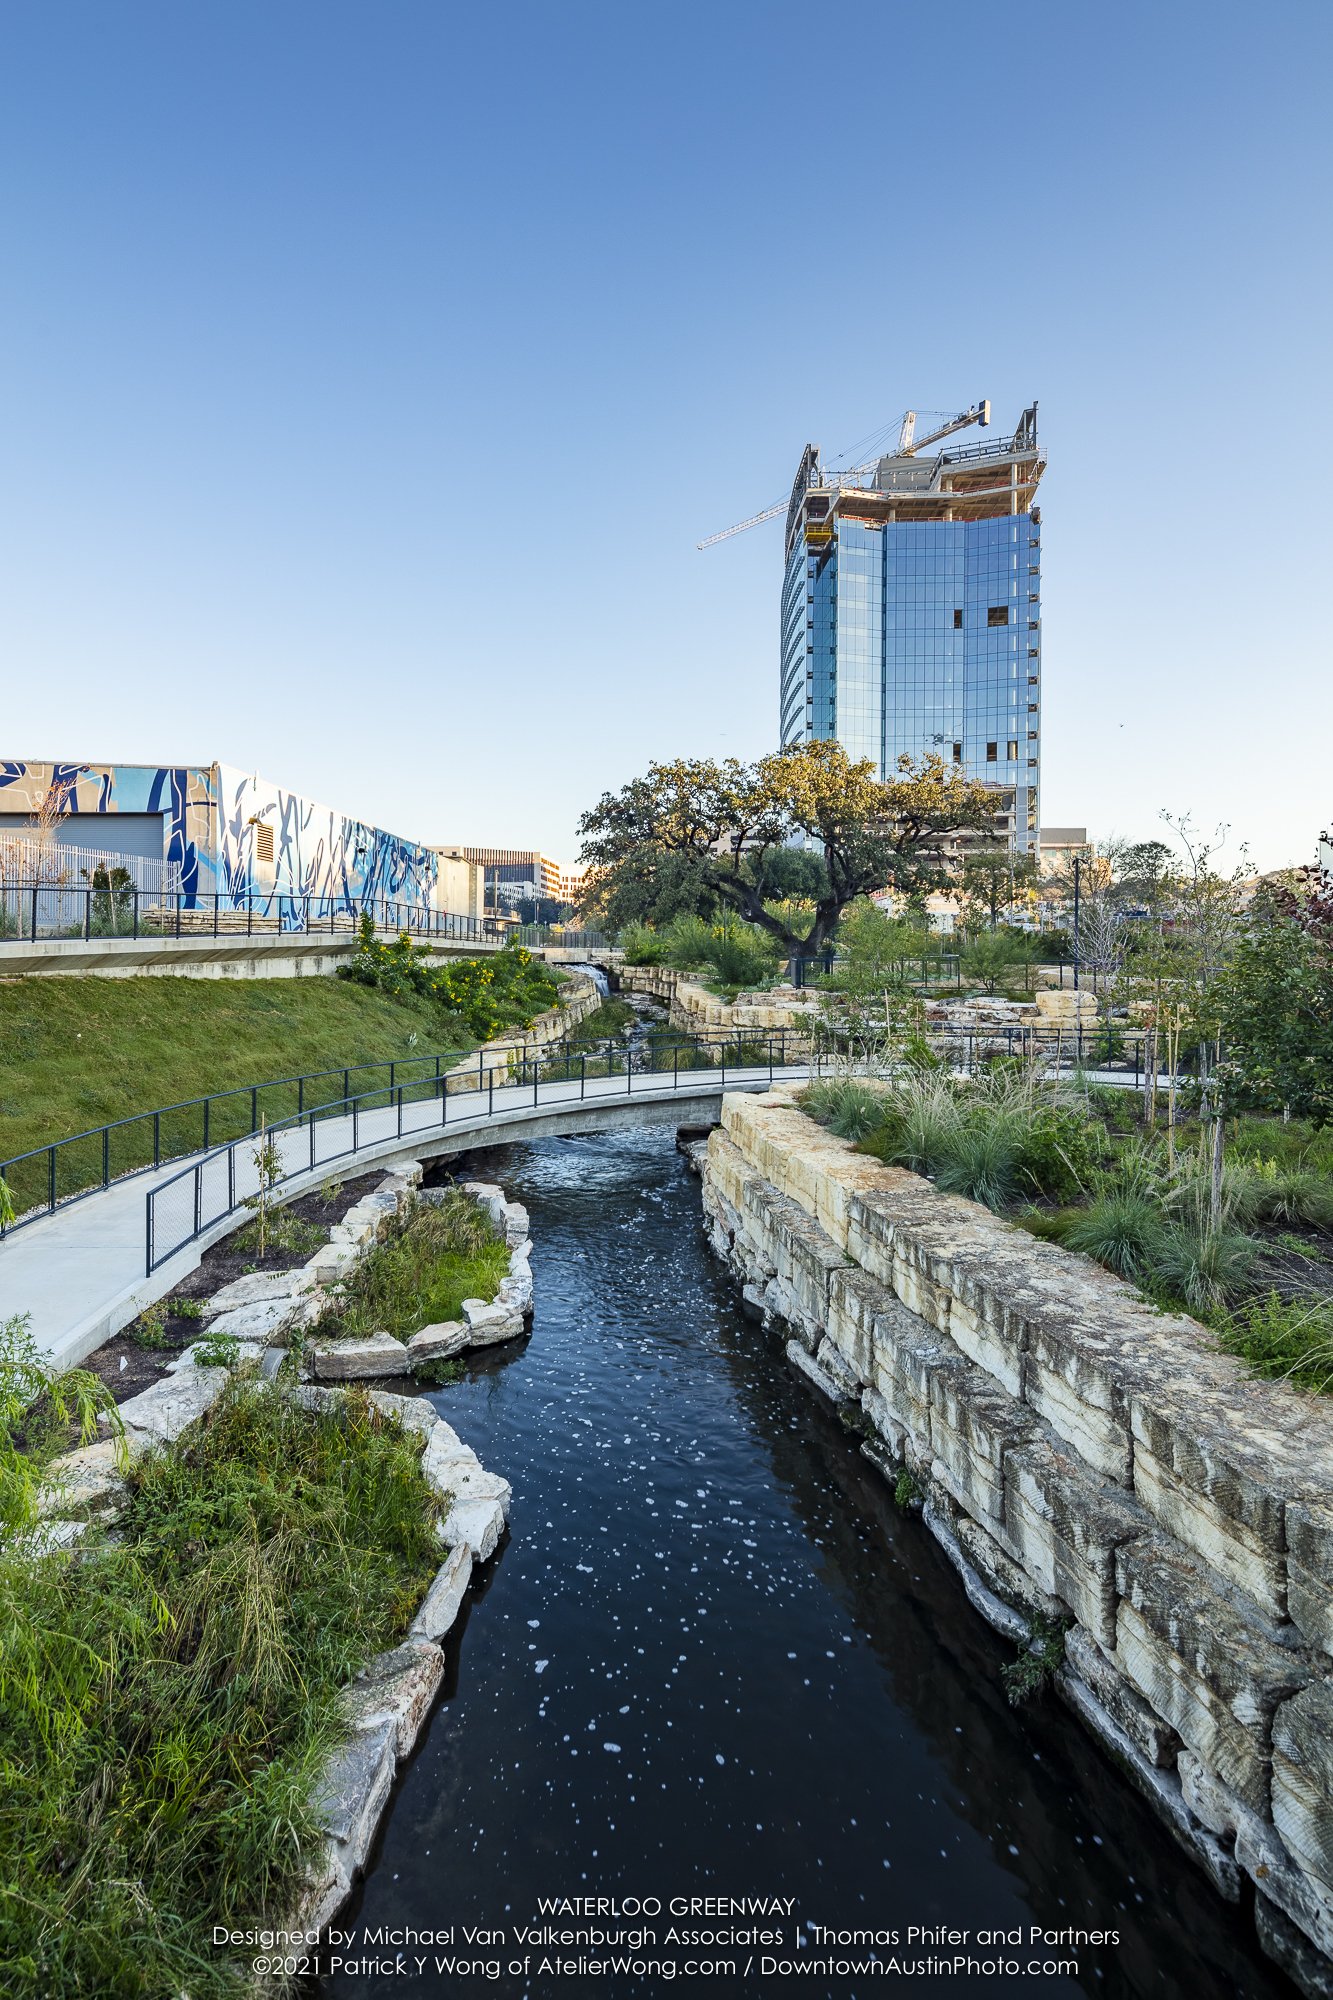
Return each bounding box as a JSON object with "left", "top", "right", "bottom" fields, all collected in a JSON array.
[{"left": 84, "top": 1170, "right": 391, "bottom": 1403}]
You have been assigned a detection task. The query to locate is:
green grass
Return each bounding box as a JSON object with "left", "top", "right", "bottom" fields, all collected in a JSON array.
[
  {"left": 0, "top": 974, "right": 477, "bottom": 1218},
  {"left": 1214, "top": 1291, "right": 1333, "bottom": 1394},
  {"left": 568, "top": 997, "right": 636, "bottom": 1041},
  {"left": 315, "top": 1190, "right": 510, "bottom": 1339},
  {"left": 0, "top": 1375, "right": 440, "bottom": 1999}
]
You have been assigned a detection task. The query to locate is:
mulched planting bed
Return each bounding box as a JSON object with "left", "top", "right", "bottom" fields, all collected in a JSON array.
[{"left": 85, "top": 1171, "right": 388, "bottom": 1402}]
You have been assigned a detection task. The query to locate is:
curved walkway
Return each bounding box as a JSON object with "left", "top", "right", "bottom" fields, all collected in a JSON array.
[{"left": 3, "top": 1062, "right": 808, "bottom": 1370}]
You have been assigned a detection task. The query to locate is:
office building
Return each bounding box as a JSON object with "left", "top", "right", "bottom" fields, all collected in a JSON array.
[{"left": 779, "top": 402, "right": 1046, "bottom": 851}]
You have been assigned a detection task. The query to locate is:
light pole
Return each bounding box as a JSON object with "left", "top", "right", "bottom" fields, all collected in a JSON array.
[{"left": 1072, "top": 854, "right": 1082, "bottom": 991}]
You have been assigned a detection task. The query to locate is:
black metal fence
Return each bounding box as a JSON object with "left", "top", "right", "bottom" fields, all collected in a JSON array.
[
  {"left": 787, "top": 952, "right": 963, "bottom": 989},
  {"left": 143, "top": 1031, "right": 813, "bottom": 1273},
  {"left": 0, "top": 886, "right": 507, "bottom": 949}
]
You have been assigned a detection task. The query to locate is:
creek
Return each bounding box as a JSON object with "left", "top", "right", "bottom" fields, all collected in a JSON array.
[{"left": 320, "top": 1127, "right": 1291, "bottom": 2000}]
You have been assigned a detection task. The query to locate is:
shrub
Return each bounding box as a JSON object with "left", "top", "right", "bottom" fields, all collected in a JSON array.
[
  {"left": 0, "top": 1377, "right": 438, "bottom": 1997},
  {"left": 619, "top": 920, "right": 669, "bottom": 966},
  {"left": 662, "top": 912, "right": 716, "bottom": 970},
  {"left": 1216, "top": 1291, "right": 1333, "bottom": 1393},
  {"left": 1, "top": 1312, "right": 122, "bottom": 1535},
  {"left": 315, "top": 1190, "right": 508, "bottom": 1340},
  {"left": 935, "top": 1119, "right": 1027, "bottom": 1211},
  {"left": 1153, "top": 1222, "right": 1259, "bottom": 1312},
  {"left": 338, "top": 932, "right": 559, "bottom": 1041},
  {"left": 801, "top": 1078, "right": 890, "bottom": 1142},
  {"left": 1243, "top": 1159, "right": 1333, "bottom": 1232},
  {"left": 702, "top": 917, "right": 781, "bottom": 990},
  {"left": 1064, "top": 1194, "right": 1165, "bottom": 1282}
]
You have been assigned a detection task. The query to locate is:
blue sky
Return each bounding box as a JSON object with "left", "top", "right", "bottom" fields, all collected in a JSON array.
[{"left": 2, "top": 2, "right": 1329, "bottom": 871}]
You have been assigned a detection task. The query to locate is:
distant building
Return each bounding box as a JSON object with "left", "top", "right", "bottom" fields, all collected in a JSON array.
[
  {"left": 436, "top": 845, "right": 578, "bottom": 915},
  {"left": 1039, "top": 826, "right": 1089, "bottom": 862},
  {"left": 0, "top": 758, "right": 481, "bottom": 920},
  {"left": 780, "top": 402, "right": 1045, "bottom": 852},
  {"left": 1319, "top": 828, "right": 1332, "bottom": 894}
]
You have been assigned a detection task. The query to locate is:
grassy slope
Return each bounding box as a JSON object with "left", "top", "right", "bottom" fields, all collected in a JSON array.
[{"left": 0, "top": 975, "right": 467, "bottom": 1164}]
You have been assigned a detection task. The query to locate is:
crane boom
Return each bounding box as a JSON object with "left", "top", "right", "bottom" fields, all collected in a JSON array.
[{"left": 696, "top": 499, "right": 787, "bottom": 550}]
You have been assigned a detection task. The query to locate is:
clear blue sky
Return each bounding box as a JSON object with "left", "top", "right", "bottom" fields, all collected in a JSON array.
[{"left": 2, "top": 2, "right": 1329, "bottom": 872}]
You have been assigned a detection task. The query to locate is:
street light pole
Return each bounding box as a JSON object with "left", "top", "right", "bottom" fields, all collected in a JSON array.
[{"left": 1072, "top": 854, "right": 1082, "bottom": 991}]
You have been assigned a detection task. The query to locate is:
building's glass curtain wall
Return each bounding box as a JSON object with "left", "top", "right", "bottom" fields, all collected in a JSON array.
[{"left": 778, "top": 405, "right": 1043, "bottom": 851}]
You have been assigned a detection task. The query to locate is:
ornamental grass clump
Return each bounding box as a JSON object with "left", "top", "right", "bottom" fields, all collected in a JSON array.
[
  {"left": 800, "top": 1077, "right": 891, "bottom": 1143},
  {"left": 0, "top": 1377, "right": 440, "bottom": 2000}
]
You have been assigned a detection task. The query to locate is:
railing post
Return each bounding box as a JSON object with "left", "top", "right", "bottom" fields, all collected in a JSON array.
[
  {"left": 146, "top": 1190, "right": 153, "bottom": 1274},
  {"left": 353, "top": 1096, "right": 359, "bottom": 1151},
  {"left": 203, "top": 1098, "right": 210, "bottom": 1151},
  {"left": 229, "top": 1142, "right": 235, "bottom": 1214},
  {"left": 154, "top": 1111, "right": 160, "bottom": 1167},
  {"left": 214, "top": 894, "right": 219, "bottom": 938},
  {"left": 84, "top": 890, "right": 91, "bottom": 941},
  {"left": 103, "top": 1124, "right": 109, "bottom": 1189},
  {"left": 251, "top": 1086, "right": 258, "bottom": 1134},
  {"left": 309, "top": 1115, "right": 315, "bottom": 1172},
  {"left": 489, "top": 1067, "right": 494, "bottom": 1116},
  {"left": 30, "top": 886, "right": 37, "bottom": 942},
  {"left": 193, "top": 1165, "right": 201, "bottom": 1240},
  {"left": 48, "top": 1145, "right": 56, "bottom": 1212},
  {"left": 397, "top": 1085, "right": 403, "bottom": 1138}
]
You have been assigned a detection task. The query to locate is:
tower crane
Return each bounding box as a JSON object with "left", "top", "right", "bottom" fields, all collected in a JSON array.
[{"left": 697, "top": 399, "right": 991, "bottom": 549}]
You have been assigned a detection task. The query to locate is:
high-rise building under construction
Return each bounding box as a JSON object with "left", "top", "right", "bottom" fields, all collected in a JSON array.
[{"left": 777, "top": 402, "right": 1046, "bottom": 851}]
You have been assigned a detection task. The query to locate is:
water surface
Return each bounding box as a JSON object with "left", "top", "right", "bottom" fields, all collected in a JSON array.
[{"left": 322, "top": 1128, "right": 1290, "bottom": 2000}]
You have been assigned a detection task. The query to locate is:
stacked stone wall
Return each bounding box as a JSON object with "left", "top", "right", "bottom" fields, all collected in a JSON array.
[
  {"left": 617, "top": 963, "right": 819, "bottom": 1037},
  {"left": 700, "top": 1087, "right": 1333, "bottom": 1996}
]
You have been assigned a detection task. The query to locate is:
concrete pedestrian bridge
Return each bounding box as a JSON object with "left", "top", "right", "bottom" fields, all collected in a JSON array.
[{"left": 1, "top": 1058, "right": 808, "bottom": 1372}]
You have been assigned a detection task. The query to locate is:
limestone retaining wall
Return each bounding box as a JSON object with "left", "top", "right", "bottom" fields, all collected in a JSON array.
[
  {"left": 616, "top": 963, "right": 820, "bottom": 1038},
  {"left": 700, "top": 1087, "right": 1333, "bottom": 1996}
]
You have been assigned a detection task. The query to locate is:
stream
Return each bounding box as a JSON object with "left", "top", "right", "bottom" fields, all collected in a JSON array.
[{"left": 319, "top": 1126, "right": 1292, "bottom": 2000}]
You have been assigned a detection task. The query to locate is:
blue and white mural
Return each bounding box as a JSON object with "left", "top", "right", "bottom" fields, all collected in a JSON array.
[
  {"left": 0, "top": 759, "right": 437, "bottom": 923},
  {"left": 0, "top": 760, "right": 216, "bottom": 900},
  {"left": 215, "top": 765, "right": 437, "bottom": 924}
]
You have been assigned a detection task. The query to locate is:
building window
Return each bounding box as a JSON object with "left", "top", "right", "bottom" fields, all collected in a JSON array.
[
  {"left": 953, "top": 608, "right": 963, "bottom": 629},
  {"left": 987, "top": 606, "right": 1009, "bottom": 627},
  {"left": 1006, "top": 740, "right": 1019, "bottom": 760},
  {"left": 952, "top": 742, "right": 963, "bottom": 764},
  {"left": 986, "top": 742, "right": 998, "bottom": 762}
]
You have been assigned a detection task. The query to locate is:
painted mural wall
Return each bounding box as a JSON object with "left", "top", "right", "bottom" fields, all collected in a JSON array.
[
  {"left": 0, "top": 760, "right": 216, "bottom": 899},
  {"left": 0, "top": 760, "right": 438, "bottom": 921},
  {"left": 213, "top": 765, "right": 437, "bottom": 921}
]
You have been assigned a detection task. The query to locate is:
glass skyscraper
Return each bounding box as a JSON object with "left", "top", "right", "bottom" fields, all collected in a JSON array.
[{"left": 779, "top": 404, "right": 1045, "bottom": 851}]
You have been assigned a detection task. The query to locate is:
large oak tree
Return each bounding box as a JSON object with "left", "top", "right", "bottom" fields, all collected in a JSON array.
[{"left": 578, "top": 742, "right": 998, "bottom": 955}]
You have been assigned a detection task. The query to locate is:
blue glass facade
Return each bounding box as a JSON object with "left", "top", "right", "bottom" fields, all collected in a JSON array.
[{"left": 780, "top": 511, "right": 1041, "bottom": 850}]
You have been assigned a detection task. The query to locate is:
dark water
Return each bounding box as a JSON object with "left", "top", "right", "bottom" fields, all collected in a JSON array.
[{"left": 321, "top": 1129, "right": 1291, "bottom": 2000}]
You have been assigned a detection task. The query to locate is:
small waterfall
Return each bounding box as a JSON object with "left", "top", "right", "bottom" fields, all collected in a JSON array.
[{"left": 571, "top": 962, "right": 610, "bottom": 998}]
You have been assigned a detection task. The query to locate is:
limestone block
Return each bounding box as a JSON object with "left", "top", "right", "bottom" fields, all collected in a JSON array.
[
  {"left": 1005, "top": 1439, "right": 1147, "bottom": 1648},
  {"left": 202, "top": 1267, "right": 313, "bottom": 1315},
  {"left": 38, "top": 1438, "right": 127, "bottom": 1521},
  {"left": 461, "top": 1298, "right": 525, "bottom": 1345},
  {"left": 166, "top": 1339, "right": 263, "bottom": 1373},
  {"left": 406, "top": 1321, "right": 470, "bottom": 1365},
  {"left": 440, "top": 1495, "right": 505, "bottom": 1562},
  {"left": 1066, "top": 1625, "right": 1180, "bottom": 1767},
  {"left": 502, "top": 1201, "right": 530, "bottom": 1246},
  {"left": 110, "top": 1366, "right": 227, "bottom": 1448},
  {"left": 287, "top": 1840, "right": 351, "bottom": 1933},
  {"left": 365, "top": 1390, "right": 437, "bottom": 1442},
  {"left": 411, "top": 1544, "right": 474, "bottom": 1642},
  {"left": 206, "top": 1296, "right": 304, "bottom": 1343},
  {"left": 1255, "top": 1893, "right": 1333, "bottom": 2000},
  {"left": 329, "top": 1218, "right": 376, "bottom": 1251},
  {"left": 870, "top": 1311, "right": 968, "bottom": 1450},
  {"left": 310, "top": 1333, "right": 412, "bottom": 1381},
  {"left": 1057, "top": 1673, "right": 1241, "bottom": 1902},
  {"left": 307, "top": 1242, "right": 361, "bottom": 1288},
  {"left": 922, "top": 1501, "right": 1030, "bottom": 1642},
  {"left": 787, "top": 1340, "right": 844, "bottom": 1402},
  {"left": 341, "top": 1637, "right": 445, "bottom": 1759},
  {"left": 813, "top": 1335, "right": 861, "bottom": 1399},
  {"left": 311, "top": 1719, "right": 396, "bottom": 1877},
  {"left": 826, "top": 1265, "right": 924, "bottom": 1386},
  {"left": 1288, "top": 1500, "right": 1333, "bottom": 1658},
  {"left": 1129, "top": 1368, "right": 1301, "bottom": 1622},
  {"left": 1273, "top": 1681, "right": 1333, "bottom": 1893},
  {"left": 421, "top": 1422, "right": 512, "bottom": 1518},
  {"left": 743, "top": 1180, "right": 844, "bottom": 1333},
  {"left": 954, "top": 1513, "right": 1067, "bottom": 1632},
  {"left": 929, "top": 1364, "right": 1040, "bottom": 1530},
  {"left": 498, "top": 1266, "right": 533, "bottom": 1315},
  {"left": 1114, "top": 1535, "right": 1309, "bottom": 1812},
  {"left": 859, "top": 1386, "right": 909, "bottom": 1461}
]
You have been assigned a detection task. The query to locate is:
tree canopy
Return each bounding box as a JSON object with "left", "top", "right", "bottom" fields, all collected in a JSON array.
[{"left": 578, "top": 742, "right": 998, "bottom": 954}]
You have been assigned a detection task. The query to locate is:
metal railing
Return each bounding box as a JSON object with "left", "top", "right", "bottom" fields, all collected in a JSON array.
[
  {"left": 514, "top": 926, "right": 617, "bottom": 951},
  {"left": 787, "top": 952, "right": 963, "bottom": 989},
  {"left": 0, "top": 836, "right": 182, "bottom": 896},
  {"left": 0, "top": 887, "right": 505, "bottom": 950},
  {"left": 143, "top": 1030, "right": 813, "bottom": 1274}
]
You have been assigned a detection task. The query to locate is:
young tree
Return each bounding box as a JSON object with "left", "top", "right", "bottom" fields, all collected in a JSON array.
[
  {"left": 578, "top": 743, "right": 996, "bottom": 957},
  {"left": 1217, "top": 879, "right": 1333, "bottom": 1128},
  {"left": 960, "top": 844, "right": 1038, "bottom": 930}
]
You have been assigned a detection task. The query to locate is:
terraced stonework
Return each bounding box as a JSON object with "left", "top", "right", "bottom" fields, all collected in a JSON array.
[{"left": 700, "top": 1086, "right": 1333, "bottom": 1997}]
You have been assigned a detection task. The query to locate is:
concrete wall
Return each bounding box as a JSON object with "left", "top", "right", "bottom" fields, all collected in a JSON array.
[{"left": 701, "top": 1087, "right": 1333, "bottom": 1996}]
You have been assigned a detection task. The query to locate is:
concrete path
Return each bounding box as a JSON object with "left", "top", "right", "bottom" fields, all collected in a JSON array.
[{"left": 1, "top": 1063, "right": 808, "bottom": 1370}]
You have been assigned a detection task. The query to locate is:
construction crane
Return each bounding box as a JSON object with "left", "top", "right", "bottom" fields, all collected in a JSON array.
[{"left": 697, "top": 399, "right": 991, "bottom": 549}]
